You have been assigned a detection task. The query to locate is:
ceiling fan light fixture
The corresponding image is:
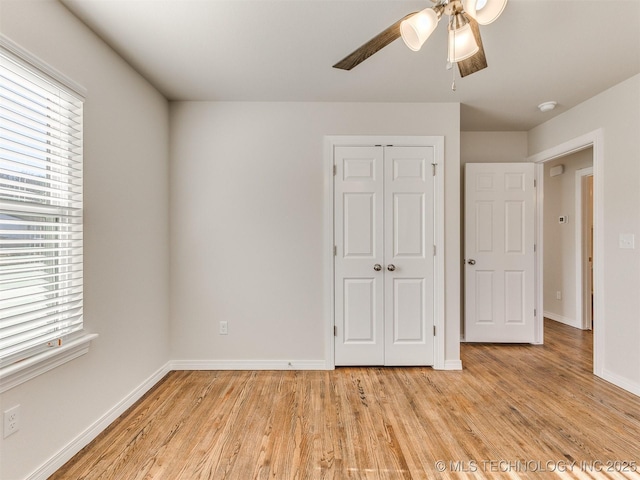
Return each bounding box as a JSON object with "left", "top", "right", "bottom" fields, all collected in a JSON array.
[
  {"left": 463, "top": 0, "right": 508, "bottom": 25},
  {"left": 400, "top": 7, "right": 440, "bottom": 52},
  {"left": 333, "top": 1, "right": 492, "bottom": 77},
  {"left": 448, "top": 18, "right": 479, "bottom": 62}
]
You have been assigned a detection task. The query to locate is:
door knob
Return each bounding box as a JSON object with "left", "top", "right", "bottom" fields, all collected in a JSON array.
[
  {"left": 387, "top": 264, "right": 396, "bottom": 271},
  {"left": 373, "top": 264, "right": 382, "bottom": 271},
  {"left": 467, "top": 259, "right": 476, "bottom": 265}
]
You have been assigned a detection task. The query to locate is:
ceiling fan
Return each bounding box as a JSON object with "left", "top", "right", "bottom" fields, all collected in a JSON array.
[{"left": 333, "top": 0, "right": 508, "bottom": 80}]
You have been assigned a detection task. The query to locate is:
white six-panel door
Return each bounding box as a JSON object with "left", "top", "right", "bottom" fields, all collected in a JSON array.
[
  {"left": 464, "top": 163, "right": 536, "bottom": 343},
  {"left": 334, "top": 146, "right": 435, "bottom": 365},
  {"left": 334, "top": 146, "right": 384, "bottom": 364}
]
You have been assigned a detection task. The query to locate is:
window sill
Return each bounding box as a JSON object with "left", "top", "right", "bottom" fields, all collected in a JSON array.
[{"left": 0, "top": 333, "right": 98, "bottom": 393}]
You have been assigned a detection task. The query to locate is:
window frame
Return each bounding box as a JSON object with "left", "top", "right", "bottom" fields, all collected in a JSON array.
[{"left": 0, "top": 35, "right": 96, "bottom": 393}]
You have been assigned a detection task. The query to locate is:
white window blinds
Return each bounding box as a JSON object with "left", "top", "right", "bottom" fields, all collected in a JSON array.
[{"left": 0, "top": 48, "right": 84, "bottom": 368}]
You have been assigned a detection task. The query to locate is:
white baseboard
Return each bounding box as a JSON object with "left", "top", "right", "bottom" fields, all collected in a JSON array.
[
  {"left": 170, "top": 359, "right": 328, "bottom": 371},
  {"left": 601, "top": 369, "right": 640, "bottom": 397},
  {"left": 27, "top": 362, "right": 172, "bottom": 480},
  {"left": 443, "top": 359, "right": 463, "bottom": 371},
  {"left": 543, "top": 311, "right": 582, "bottom": 329}
]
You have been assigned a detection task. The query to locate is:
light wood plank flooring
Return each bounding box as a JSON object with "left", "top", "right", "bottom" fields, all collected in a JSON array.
[{"left": 51, "top": 320, "right": 640, "bottom": 479}]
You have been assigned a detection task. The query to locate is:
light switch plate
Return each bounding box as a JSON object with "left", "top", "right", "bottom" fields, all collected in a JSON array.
[{"left": 619, "top": 233, "right": 635, "bottom": 249}]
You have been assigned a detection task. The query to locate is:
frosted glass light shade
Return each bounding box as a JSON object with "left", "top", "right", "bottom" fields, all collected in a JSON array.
[
  {"left": 463, "top": 0, "right": 508, "bottom": 25},
  {"left": 447, "top": 22, "right": 479, "bottom": 62},
  {"left": 400, "top": 8, "right": 439, "bottom": 51}
]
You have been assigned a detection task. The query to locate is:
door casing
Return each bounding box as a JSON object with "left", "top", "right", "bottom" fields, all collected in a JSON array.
[{"left": 324, "top": 136, "right": 445, "bottom": 370}]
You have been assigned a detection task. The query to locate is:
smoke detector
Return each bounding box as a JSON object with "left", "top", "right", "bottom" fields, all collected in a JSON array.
[{"left": 538, "top": 101, "right": 557, "bottom": 112}]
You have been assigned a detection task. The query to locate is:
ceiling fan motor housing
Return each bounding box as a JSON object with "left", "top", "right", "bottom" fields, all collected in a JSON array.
[{"left": 443, "top": 0, "right": 466, "bottom": 17}]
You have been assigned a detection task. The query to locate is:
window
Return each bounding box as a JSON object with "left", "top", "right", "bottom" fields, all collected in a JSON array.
[{"left": 0, "top": 41, "right": 94, "bottom": 392}]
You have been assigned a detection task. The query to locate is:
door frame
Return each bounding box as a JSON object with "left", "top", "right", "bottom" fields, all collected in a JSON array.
[
  {"left": 528, "top": 129, "right": 604, "bottom": 376},
  {"left": 323, "top": 136, "right": 445, "bottom": 369},
  {"left": 575, "top": 167, "right": 594, "bottom": 330}
]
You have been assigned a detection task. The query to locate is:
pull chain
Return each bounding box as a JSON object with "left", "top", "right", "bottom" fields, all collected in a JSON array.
[{"left": 450, "top": 15, "right": 456, "bottom": 91}]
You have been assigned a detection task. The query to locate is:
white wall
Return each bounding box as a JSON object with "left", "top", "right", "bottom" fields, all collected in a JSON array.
[
  {"left": 460, "top": 132, "right": 528, "bottom": 165},
  {"left": 529, "top": 74, "right": 640, "bottom": 394},
  {"left": 0, "top": 1, "right": 170, "bottom": 479},
  {"left": 543, "top": 150, "right": 593, "bottom": 327},
  {"left": 169, "top": 102, "right": 462, "bottom": 368}
]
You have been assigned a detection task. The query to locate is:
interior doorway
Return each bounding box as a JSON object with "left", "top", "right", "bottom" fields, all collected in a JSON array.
[
  {"left": 541, "top": 150, "right": 593, "bottom": 331},
  {"left": 530, "top": 129, "right": 603, "bottom": 377}
]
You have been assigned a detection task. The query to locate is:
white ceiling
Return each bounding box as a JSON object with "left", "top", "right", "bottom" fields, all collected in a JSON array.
[{"left": 59, "top": 0, "right": 640, "bottom": 131}]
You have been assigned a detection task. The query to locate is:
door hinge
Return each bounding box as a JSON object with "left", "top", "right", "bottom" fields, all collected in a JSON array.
[
  {"left": 433, "top": 325, "right": 436, "bottom": 336},
  {"left": 534, "top": 244, "right": 537, "bottom": 252},
  {"left": 333, "top": 165, "right": 337, "bottom": 176},
  {"left": 432, "top": 163, "right": 437, "bottom": 176},
  {"left": 334, "top": 326, "right": 337, "bottom": 336},
  {"left": 334, "top": 245, "right": 337, "bottom": 256},
  {"left": 433, "top": 245, "right": 436, "bottom": 256},
  {"left": 534, "top": 179, "right": 537, "bottom": 188},
  {"left": 534, "top": 309, "right": 537, "bottom": 317}
]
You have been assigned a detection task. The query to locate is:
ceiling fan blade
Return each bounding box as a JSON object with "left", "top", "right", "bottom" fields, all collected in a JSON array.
[
  {"left": 457, "top": 17, "right": 487, "bottom": 77},
  {"left": 333, "top": 13, "right": 417, "bottom": 70}
]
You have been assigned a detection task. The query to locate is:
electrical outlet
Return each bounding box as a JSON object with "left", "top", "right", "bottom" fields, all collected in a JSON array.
[
  {"left": 556, "top": 291, "right": 562, "bottom": 300},
  {"left": 4, "top": 405, "right": 20, "bottom": 438},
  {"left": 219, "top": 321, "right": 228, "bottom": 335}
]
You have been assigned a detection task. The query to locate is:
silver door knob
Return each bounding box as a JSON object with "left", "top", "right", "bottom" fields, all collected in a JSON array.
[
  {"left": 387, "top": 264, "right": 396, "bottom": 271},
  {"left": 373, "top": 264, "right": 382, "bottom": 271},
  {"left": 467, "top": 259, "right": 476, "bottom": 265}
]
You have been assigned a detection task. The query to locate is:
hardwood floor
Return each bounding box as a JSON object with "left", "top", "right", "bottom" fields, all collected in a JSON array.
[{"left": 51, "top": 320, "right": 640, "bottom": 479}]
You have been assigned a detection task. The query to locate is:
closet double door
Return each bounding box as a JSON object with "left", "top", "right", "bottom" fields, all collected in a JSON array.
[{"left": 334, "top": 145, "right": 435, "bottom": 366}]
